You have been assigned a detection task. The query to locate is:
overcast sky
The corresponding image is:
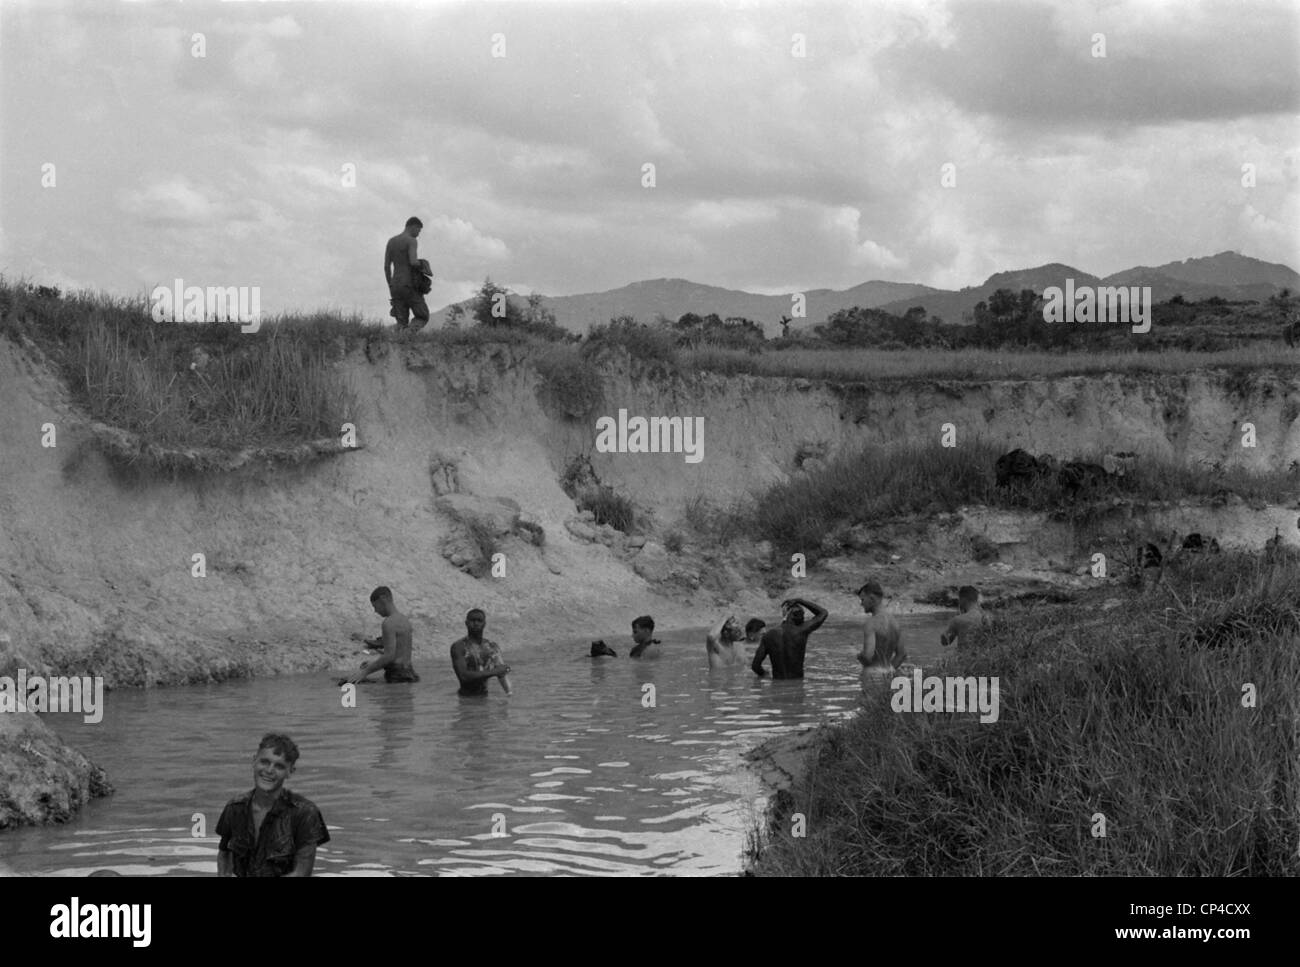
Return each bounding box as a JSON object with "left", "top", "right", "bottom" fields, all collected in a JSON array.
[{"left": 2, "top": 0, "right": 1297, "bottom": 320}]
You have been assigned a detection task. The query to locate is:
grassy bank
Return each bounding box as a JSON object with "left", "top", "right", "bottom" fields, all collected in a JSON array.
[
  {"left": 1, "top": 279, "right": 363, "bottom": 460},
  {"left": 745, "top": 551, "right": 1300, "bottom": 876},
  {"left": 684, "top": 343, "right": 1300, "bottom": 383},
  {"left": 737, "top": 439, "right": 1300, "bottom": 558}
]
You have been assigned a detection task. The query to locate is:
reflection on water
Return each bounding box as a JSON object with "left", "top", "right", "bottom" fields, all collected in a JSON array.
[{"left": 0, "top": 616, "right": 947, "bottom": 876}]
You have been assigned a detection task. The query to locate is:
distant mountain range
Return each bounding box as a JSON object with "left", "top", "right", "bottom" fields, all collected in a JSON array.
[{"left": 435, "top": 251, "right": 1300, "bottom": 336}]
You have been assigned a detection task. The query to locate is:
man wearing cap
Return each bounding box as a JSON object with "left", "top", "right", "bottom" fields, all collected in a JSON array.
[
  {"left": 857, "top": 580, "right": 907, "bottom": 692},
  {"left": 751, "top": 597, "right": 827, "bottom": 679}
]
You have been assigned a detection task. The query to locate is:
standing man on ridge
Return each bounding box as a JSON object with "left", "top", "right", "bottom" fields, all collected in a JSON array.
[{"left": 385, "top": 216, "right": 430, "bottom": 330}]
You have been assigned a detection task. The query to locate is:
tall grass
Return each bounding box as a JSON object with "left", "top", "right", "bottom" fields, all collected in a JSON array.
[
  {"left": 742, "top": 439, "right": 1300, "bottom": 558},
  {"left": 3, "top": 278, "right": 356, "bottom": 454},
  {"left": 685, "top": 344, "right": 1300, "bottom": 383},
  {"left": 577, "top": 484, "right": 637, "bottom": 532},
  {"left": 746, "top": 552, "right": 1300, "bottom": 876}
]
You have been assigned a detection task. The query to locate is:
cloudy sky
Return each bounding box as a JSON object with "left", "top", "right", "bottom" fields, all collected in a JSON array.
[{"left": 2, "top": 0, "right": 1297, "bottom": 321}]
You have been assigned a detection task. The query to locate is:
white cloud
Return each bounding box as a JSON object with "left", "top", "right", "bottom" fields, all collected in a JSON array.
[{"left": 117, "top": 178, "right": 219, "bottom": 224}]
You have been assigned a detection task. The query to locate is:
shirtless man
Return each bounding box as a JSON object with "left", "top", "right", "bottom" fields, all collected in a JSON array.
[
  {"left": 346, "top": 586, "right": 418, "bottom": 684},
  {"left": 940, "top": 585, "right": 990, "bottom": 650},
  {"left": 857, "top": 580, "right": 907, "bottom": 690},
  {"left": 384, "top": 216, "right": 429, "bottom": 329},
  {"left": 751, "top": 598, "right": 827, "bottom": 679},
  {"left": 450, "top": 608, "right": 512, "bottom": 696},
  {"left": 706, "top": 615, "right": 745, "bottom": 669},
  {"left": 629, "top": 615, "right": 661, "bottom": 658}
]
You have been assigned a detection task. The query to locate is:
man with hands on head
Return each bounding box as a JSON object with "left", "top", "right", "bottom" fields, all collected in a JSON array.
[{"left": 751, "top": 597, "right": 828, "bottom": 679}]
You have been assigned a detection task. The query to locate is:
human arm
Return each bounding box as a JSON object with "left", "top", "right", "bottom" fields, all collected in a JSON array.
[
  {"left": 859, "top": 622, "right": 877, "bottom": 665},
  {"left": 282, "top": 843, "right": 317, "bottom": 877},
  {"left": 629, "top": 638, "right": 660, "bottom": 659},
  {"left": 215, "top": 804, "right": 236, "bottom": 876},
  {"left": 282, "top": 804, "right": 329, "bottom": 877},
  {"left": 892, "top": 632, "right": 908, "bottom": 668},
  {"left": 451, "top": 643, "right": 510, "bottom": 683},
  {"left": 792, "top": 598, "right": 828, "bottom": 633},
  {"left": 751, "top": 638, "right": 768, "bottom": 677},
  {"left": 347, "top": 618, "right": 396, "bottom": 683},
  {"left": 705, "top": 616, "right": 730, "bottom": 655}
]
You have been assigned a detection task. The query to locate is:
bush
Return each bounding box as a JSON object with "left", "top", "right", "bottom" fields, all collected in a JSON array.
[
  {"left": 584, "top": 316, "right": 679, "bottom": 369},
  {"left": 533, "top": 345, "right": 604, "bottom": 419},
  {"left": 578, "top": 484, "right": 636, "bottom": 533}
]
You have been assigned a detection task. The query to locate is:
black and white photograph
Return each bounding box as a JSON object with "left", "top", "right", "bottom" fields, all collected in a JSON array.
[{"left": 0, "top": 0, "right": 1296, "bottom": 933}]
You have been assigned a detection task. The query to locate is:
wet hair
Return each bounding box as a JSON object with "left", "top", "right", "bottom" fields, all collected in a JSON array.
[
  {"left": 958, "top": 585, "right": 980, "bottom": 606},
  {"left": 370, "top": 586, "right": 392, "bottom": 603},
  {"left": 856, "top": 580, "right": 884, "bottom": 597},
  {"left": 745, "top": 618, "right": 766, "bottom": 635},
  {"left": 257, "top": 732, "right": 300, "bottom": 767},
  {"left": 467, "top": 608, "right": 485, "bottom": 620},
  {"left": 632, "top": 615, "right": 655, "bottom": 632},
  {"left": 405, "top": 216, "right": 423, "bottom": 228}
]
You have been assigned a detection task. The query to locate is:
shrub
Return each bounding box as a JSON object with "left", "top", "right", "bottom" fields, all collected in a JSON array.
[
  {"left": 533, "top": 345, "right": 604, "bottom": 419},
  {"left": 578, "top": 485, "right": 636, "bottom": 533},
  {"left": 584, "top": 316, "right": 679, "bottom": 369}
]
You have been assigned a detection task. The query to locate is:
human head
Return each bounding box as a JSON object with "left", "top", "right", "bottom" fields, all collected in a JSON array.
[
  {"left": 253, "top": 733, "right": 299, "bottom": 795},
  {"left": 957, "top": 585, "right": 980, "bottom": 611},
  {"left": 405, "top": 216, "right": 423, "bottom": 237},
  {"left": 466, "top": 608, "right": 486, "bottom": 635},
  {"left": 856, "top": 580, "right": 884, "bottom": 613},
  {"left": 370, "top": 586, "right": 393, "bottom": 616},
  {"left": 721, "top": 615, "right": 741, "bottom": 641},
  {"left": 631, "top": 615, "right": 655, "bottom": 645},
  {"left": 781, "top": 600, "right": 805, "bottom": 625},
  {"left": 744, "top": 618, "right": 766, "bottom": 642}
]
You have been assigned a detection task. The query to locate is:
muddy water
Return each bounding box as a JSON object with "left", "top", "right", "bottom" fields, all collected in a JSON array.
[{"left": 0, "top": 616, "right": 948, "bottom": 877}]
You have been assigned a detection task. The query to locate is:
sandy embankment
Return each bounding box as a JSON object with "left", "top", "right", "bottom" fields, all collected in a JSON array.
[{"left": 3, "top": 332, "right": 1299, "bottom": 828}]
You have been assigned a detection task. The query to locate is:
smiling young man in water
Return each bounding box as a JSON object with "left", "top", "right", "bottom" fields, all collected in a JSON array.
[
  {"left": 216, "top": 733, "right": 330, "bottom": 877},
  {"left": 751, "top": 598, "right": 827, "bottom": 679},
  {"left": 450, "top": 608, "right": 512, "bottom": 696},
  {"left": 347, "top": 586, "right": 418, "bottom": 684}
]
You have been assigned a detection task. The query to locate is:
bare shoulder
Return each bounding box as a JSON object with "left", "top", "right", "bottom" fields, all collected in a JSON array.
[{"left": 449, "top": 636, "right": 467, "bottom": 655}]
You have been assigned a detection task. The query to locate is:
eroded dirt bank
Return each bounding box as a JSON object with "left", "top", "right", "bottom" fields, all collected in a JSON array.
[{"left": 2, "top": 335, "right": 1298, "bottom": 827}]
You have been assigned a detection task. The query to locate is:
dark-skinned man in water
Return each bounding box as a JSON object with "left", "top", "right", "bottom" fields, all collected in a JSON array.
[
  {"left": 450, "top": 608, "right": 512, "bottom": 696},
  {"left": 751, "top": 597, "right": 828, "bottom": 679},
  {"left": 346, "top": 586, "right": 418, "bottom": 684}
]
